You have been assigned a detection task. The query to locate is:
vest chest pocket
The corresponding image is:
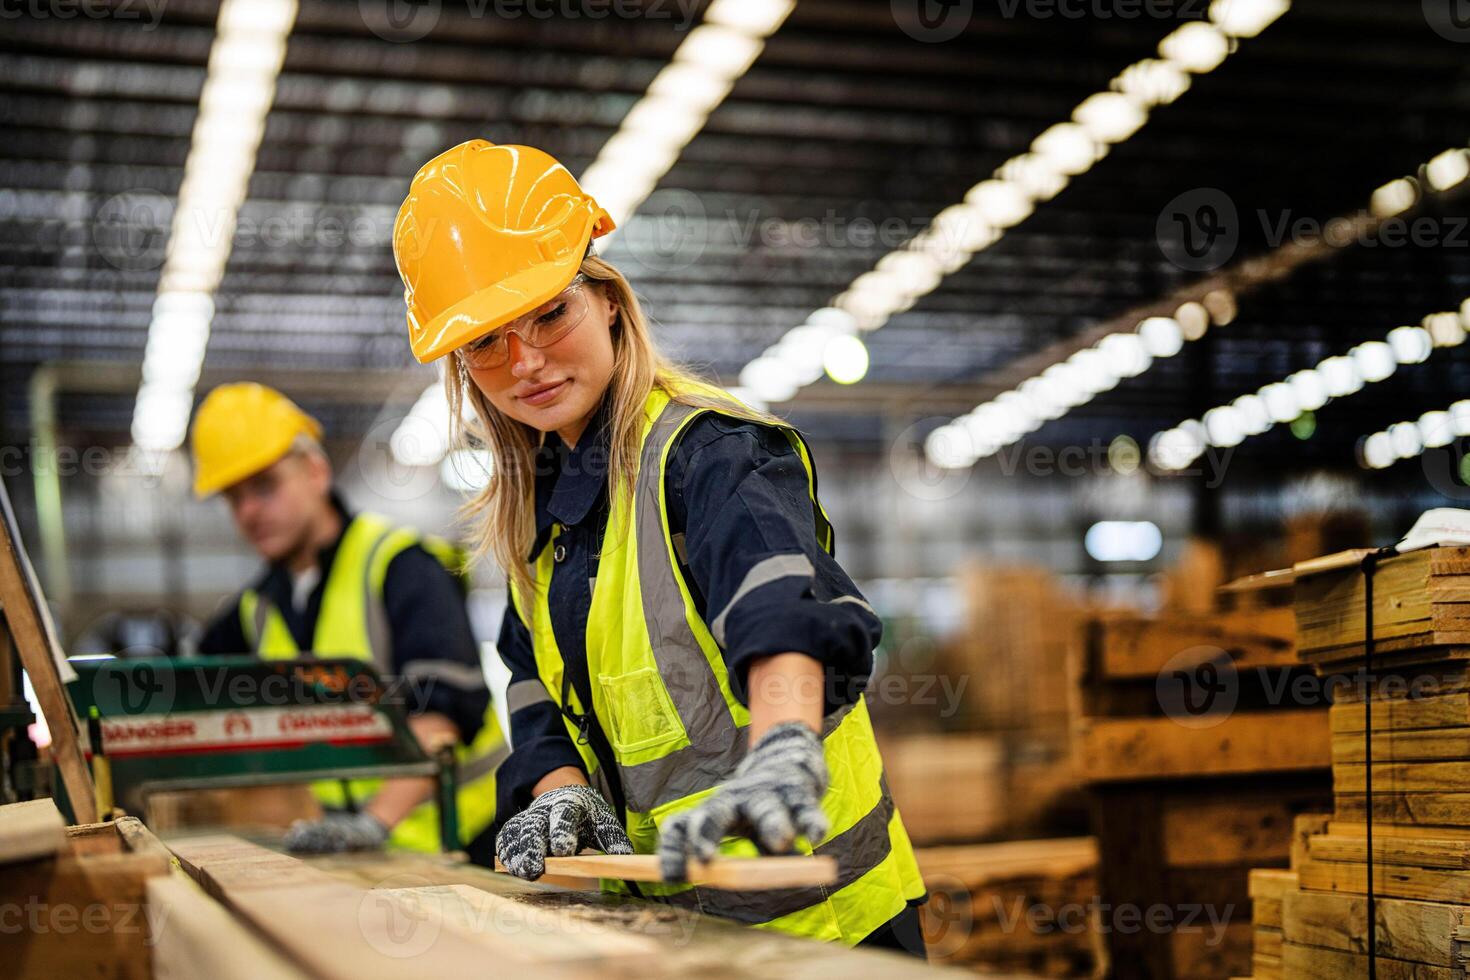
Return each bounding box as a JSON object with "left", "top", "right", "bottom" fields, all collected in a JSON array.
[{"left": 597, "top": 666, "right": 686, "bottom": 756}]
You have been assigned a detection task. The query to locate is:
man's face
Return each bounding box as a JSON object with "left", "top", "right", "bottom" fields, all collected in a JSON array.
[{"left": 221, "top": 452, "right": 329, "bottom": 562}]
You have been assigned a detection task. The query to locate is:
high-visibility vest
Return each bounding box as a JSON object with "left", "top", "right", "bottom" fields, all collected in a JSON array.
[
  {"left": 510, "top": 384, "right": 926, "bottom": 943},
  {"left": 238, "top": 512, "right": 504, "bottom": 853}
]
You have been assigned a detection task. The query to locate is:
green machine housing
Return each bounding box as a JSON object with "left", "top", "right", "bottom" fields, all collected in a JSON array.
[{"left": 63, "top": 656, "right": 460, "bottom": 849}]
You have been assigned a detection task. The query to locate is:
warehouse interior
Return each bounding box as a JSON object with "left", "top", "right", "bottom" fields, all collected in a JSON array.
[{"left": 2, "top": 0, "right": 1470, "bottom": 976}]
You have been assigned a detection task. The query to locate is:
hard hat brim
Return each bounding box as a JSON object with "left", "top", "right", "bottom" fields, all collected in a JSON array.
[{"left": 408, "top": 209, "right": 613, "bottom": 365}]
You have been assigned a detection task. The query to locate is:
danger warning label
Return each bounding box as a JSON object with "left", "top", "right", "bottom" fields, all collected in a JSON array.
[{"left": 88, "top": 705, "right": 392, "bottom": 756}]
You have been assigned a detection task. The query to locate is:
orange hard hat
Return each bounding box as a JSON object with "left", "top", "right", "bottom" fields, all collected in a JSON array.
[{"left": 392, "top": 140, "right": 615, "bottom": 364}]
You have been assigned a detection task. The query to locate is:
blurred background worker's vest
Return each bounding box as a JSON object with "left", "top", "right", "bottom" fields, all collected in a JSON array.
[
  {"left": 238, "top": 512, "right": 504, "bottom": 852},
  {"left": 513, "top": 385, "right": 927, "bottom": 943}
]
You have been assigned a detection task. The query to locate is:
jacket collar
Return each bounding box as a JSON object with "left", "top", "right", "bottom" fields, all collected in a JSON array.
[{"left": 529, "top": 398, "right": 612, "bottom": 558}]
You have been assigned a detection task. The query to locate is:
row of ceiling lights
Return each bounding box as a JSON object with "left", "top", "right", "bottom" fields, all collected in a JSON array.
[
  {"left": 733, "top": 0, "right": 1294, "bottom": 407},
  {"left": 1147, "top": 302, "right": 1470, "bottom": 472},
  {"left": 129, "top": 0, "right": 297, "bottom": 459},
  {"left": 924, "top": 145, "right": 1470, "bottom": 471}
]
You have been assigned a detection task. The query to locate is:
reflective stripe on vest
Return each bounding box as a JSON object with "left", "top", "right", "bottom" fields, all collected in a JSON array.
[
  {"left": 511, "top": 384, "right": 926, "bottom": 944},
  {"left": 239, "top": 512, "right": 503, "bottom": 852}
]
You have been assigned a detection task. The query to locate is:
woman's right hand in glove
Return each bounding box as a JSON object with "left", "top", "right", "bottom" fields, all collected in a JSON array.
[{"left": 495, "top": 783, "right": 634, "bottom": 880}]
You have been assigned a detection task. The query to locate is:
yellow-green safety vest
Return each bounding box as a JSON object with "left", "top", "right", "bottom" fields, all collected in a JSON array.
[
  {"left": 239, "top": 512, "right": 505, "bottom": 853},
  {"left": 509, "top": 383, "right": 926, "bottom": 944}
]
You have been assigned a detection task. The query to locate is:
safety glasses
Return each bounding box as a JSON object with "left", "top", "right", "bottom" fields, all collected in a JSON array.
[{"left": 457, "top": 275, "right": 594, "bottom": 370}]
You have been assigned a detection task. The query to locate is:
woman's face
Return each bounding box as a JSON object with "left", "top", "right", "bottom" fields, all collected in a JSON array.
[{"left": 462, "top": 278, "right": 619, "bottom": 444}]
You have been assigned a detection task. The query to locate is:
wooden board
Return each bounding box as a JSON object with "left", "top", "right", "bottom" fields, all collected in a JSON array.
[
  {"left": 1294, "top": 546, "right": 1470, "bottom": 655},
  {"left": 1280, "top": 941, "right": 1454, "bottom": 980},
  {"left": 1296, "top": 856, "right": 1470, "bottom": 903},
  {"left": 1074, "top": 709, "right": 1330, "bottom": 782},
  {"left": 1329, "top": 692, "right": 1470, "bottom": 734},
  {"left": 1334, "top": 792, "right": 1470, "bottom": 828},
  {"left": 169, "top": 836, "right": 589, "bottom": 979},
  {"left": 1095, "top": 607, "right": 1296, "bottom": 680},
  {"left": 1280, "top": 890, "right": 1470, "bottom": 967},
  {"left": 147, "top": 873, "right": 307, "bottom": 980},
  {"left": 5, "top": 817, "right": 172, "bottom": 980},
  {"left": 0, "top": 480, "right": 95, "bottom": 823},
  {"left": 1335, "top": 760, "right": 1470, "bottom": 793},
  {"left": 379, "top": 884, "right": 661, "bottom": 963},
  {"left": 1163, "top": 799, "right": 1297, "bottom": 868},
  {"left": 304, "top": 851, "right": 964, "bottom": 979},
  {"left": 1333, "top": 726, "right": 1470, "bottom": 764},
  {"left": 1309, "top": 832, "right": 1470, "bottom": 869},
  {"left": 493, "top": 852, "right": 837, "bottom": 889},
  {"left": 0, "top": 798, "right": 66, "bottom": 864}
]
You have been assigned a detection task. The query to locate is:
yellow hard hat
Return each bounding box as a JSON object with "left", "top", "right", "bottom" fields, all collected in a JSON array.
[
  {"left": 392, "top": 140, "right": 615, "bottom": 364},
  {"left": 189, "top": 383, "right": 323, "bottom": 498}
]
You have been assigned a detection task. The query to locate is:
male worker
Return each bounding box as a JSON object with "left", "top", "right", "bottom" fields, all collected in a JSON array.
[{"left": 190, "top": 382, "right": 504, "bottom": 866}]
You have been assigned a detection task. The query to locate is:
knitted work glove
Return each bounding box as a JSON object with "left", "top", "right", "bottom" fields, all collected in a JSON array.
[
  {"left": 496, "top": 784, "right": 634, "bottom": 880},
  {"left": 657, "top": 721, "right": 829, "bottom": 883},
  {"left": 283, "top": 811, "right": 389, "bottom": 854}
]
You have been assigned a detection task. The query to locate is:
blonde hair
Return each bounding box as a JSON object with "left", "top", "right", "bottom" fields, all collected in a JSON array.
[{"left": 446, "top": 253, "right": 777, "bottom": 599}]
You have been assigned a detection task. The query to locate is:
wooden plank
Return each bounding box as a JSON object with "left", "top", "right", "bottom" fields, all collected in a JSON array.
[
  {"left": 1167, "top": 920, "right": 1252, "bottom": 979},
  {"left": 148, "top": 873, "right": 308, "bottom": 980},
  {"left": 1330, "top": 692, "right": 1470, "bottom": 734},
  {"left": 1248, "top": 868, "right": 1296, "bottom": 901},
  {"left": 1252, "top": 950, "right": 1283, "bottom": 978},
  {"left": 915, "top": 837, "right": 1097, "bottom": 890},
  {"left": 1096, "top": 608, "right": 1295, "bottom": 680},
  {"left": 1334, "top": 792, "right": 1470, "bottom": 828},
  {"left": 0, "top": 798, "right": 66, "bottom": 864},
  {"left": 304, "top": 852, "right": 962, "bottom": 980},
  {"left": 1330, "top": 820, "right": 1470, "bottom": 842},
  {"left": 0, "top": 481, "right": 96, "bottom": 824},
  {"left": 1335, "top": 760, "right": 1470, "bottom": 793},
  {"left": 1074, "top": 709, "right": 1330, "bottom": 782},
  {"left": 378, "top": 884, "right": 661, "bottom": 963},
  {"left": 1295, "top": 856, "right": 1470, "bottom": 903},
  {"left": 1309, "top": 833, "right": 1470, "bottom": 869},
  {"left": 1281, "top": 941, "right": 1453, "bottom": 980},
  {"left": 1333, "top": 726, "right": 1470, "bottom": 763},
  {"left": 169, "top": 836, "right": 585, "bottom": 980},
  {"left": 1281, "top": 888, "right": 1468, "bottom": 966},
  {"left": 1163, "top": 798, "right": 1295, "bottom": 868},
  {"left": 492, "top": 853, "right": 838, "bottom": 889},
  {"left": 1293, "top": 814, "right": 1331, "bottom": 870},
  {"left": 1254, "top": 924, "right": 1283, "bottom": 958}
]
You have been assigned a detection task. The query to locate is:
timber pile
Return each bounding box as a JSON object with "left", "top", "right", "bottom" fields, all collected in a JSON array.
[
  {"left": 1235, "top": 546, "right": 1470, "bottom": 979},
  {"left": 882, "top": 565, "right": 1085, "bottom": 847},
  {"left": 1072, "top": 567, "right": 1334, "bottom": 979},
  {"left": 1, "top": 799, "right": 173, "bottom": 979},
  {"left": 916, "top": 837, "right": 1099, "bottom": 977},
  {"left": 165, "top": 834, "right": 972, "bottom": 979}
]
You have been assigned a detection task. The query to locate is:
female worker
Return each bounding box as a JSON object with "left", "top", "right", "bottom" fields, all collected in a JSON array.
[{"left": 391, "top": 140, "right": 927, "bottom": 955}]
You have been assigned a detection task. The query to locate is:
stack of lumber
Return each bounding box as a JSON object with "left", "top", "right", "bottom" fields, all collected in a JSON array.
[
  {"left": 165, "top": 834, "right": 971, "bottom": 979},
  {"left": 882, "top": 730, "right": 1083, "bottom": 845},
  {"left": 1072, "top": 570, "right": 1334, "bottom": 979},
  {"left": 1234, "top": 546, "right": 1470, "bottom": 978},
  {"left": 1, "top": 799, "right": 172, "bottom": 979},
  {"left": 916, "top": 837, "right": 1099, "bottom": 977}
]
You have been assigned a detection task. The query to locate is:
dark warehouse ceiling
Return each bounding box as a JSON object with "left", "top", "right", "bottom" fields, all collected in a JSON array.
[{"left": 1, "top": 0, "right": 1467, "bottom": 475}]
